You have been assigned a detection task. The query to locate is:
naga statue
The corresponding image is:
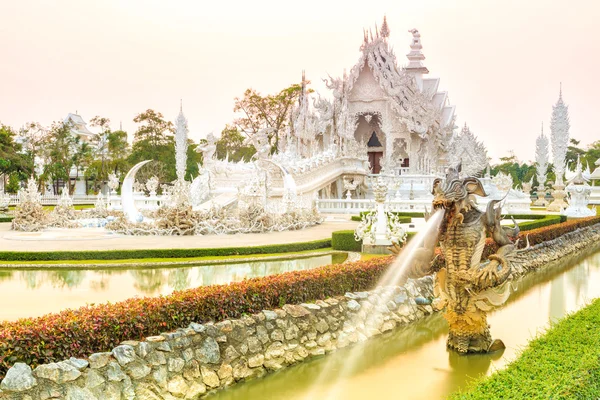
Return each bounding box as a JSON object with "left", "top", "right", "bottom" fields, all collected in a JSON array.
[{"left": 408, "top": 167, "right": 523, "bottom": 354}]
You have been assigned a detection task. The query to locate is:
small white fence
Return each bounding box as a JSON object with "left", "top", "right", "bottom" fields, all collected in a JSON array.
[{"left": 6, "top": 194, "right": 98, "bottom": 206}]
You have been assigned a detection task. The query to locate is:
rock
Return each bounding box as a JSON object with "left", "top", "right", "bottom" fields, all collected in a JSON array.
[
  {"left": 0, "top": 363, "right": 37, "bottom": 392},
  {"left": 106, "top": 361, "right": 127, "bottom": 382},
  {"left": 66, "top": 386, "right": 97, "bottom": 400},
  {"left": 136, "top": 342, "right": 151, "bottom": 358},
  {"left": 315, "top": 318, "right": 329, "bottom": 333},
  {"left": 185, "top": 382, "right": 207, "bottom": 399},
  {"left": 217, "top": 364, "right": 233, "bottom": 379},
  {"left": 146, "top": 351, "right": 167, "bottom": 366},
  {"left": 167, "top": 376, "right": 188, "bottom": 396},
  {"left": 265, "top": 342, "right": 285, "bottom": 359},
  {"left": 394, "top": 293, "right": 408, "bottom": 304},
  {"left": 146, "top": 336, "right": 165, "bottom": 342},
  {"left": 262, "top": 310, "right": 278, "bottom": 321},
  {"left": 182, "top": 348, "right": 194, "bottom": 362},
  {"left": 232, "top": 362, "right": 252, "bottom": 380},
  {"left": 256, "top": 325, "right": 270, "bottom": 344},
  {"left": 67, "top": 357, "right": 89, "bottom": 370},
  {"left": 355, "top": 291, "right": 368, "bottom": 299},
  {"left": 223, "top": 345, "right": 240, "bottom": 361},
  {"left": 125, "top": 360, "right": 151, "bottom": 379},
  {"left": 152, "top": 366, "right": 167, "bottom": 388},
  {"left": 39, "top": 384, "right": 63, "bottom": 400},
  {"left": 34, "top": 361, "right": 81, "bottom": 384},
  {"left": 283, "top": 304, "right": 310, "bottom": 318},
  {"left": 155, "top": 342, "right": 172, "bottom": 352},
  {"left": 264, "top": 358, "right": 284, "bottom": 371},
  {"left": 317, "top": 332, "right": 332, "bottom": 347},
  {"left": 167, "top": 357, "right": 185, "bottom": 373},
  {"left": 196, "top": 337, "right": 220, "bottom": 364},
  {"left": 85, "top": 369, "right": 106, "bottom": 389},
  {"left": 248, "top": 354, "right": 265, "bottom": 368},
  {"left": 112, "top": 345, "right": 137, "bottom": 366},
  {"left": 229, "top": 320, "right": 248, "bottom": 343},
  {"left": 414, "top": 297, "right": 432, "bottom": 305},
  {"left": 346, "top": 300, "right": 361, "bottom": 311},
  {"left": 270, "top": 329, "right": 284, "bottom": 341},
  {"left": 344, "top": 292, "right": 358, "bottom": 299},
  {"left": 285, "top": 324, "right": 300, "bottom": 340},
  {"left": 183, "top": 360, "right": 201, "bottom": 380},
  {"left": 189, "top": 323, "right": 206, "bottom": 333},
  {"left": 238, "top": 343, "right": 249, "bottom": 355},
  {"left": 201, "top": 366, "right": 220, "bottom": 388},
  {"left": 247, "top": 336, "right": 263, "bottom": 353},
  {"left": 88, "top": 352, "right": 112, "bottom": 369},
  {"left": 301, "top": 303, "right": 321, "bottom": 310}
]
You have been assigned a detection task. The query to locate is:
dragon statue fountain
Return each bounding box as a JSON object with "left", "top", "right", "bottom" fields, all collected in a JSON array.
[{"left": 408, "top": 167, "right": 523, "bottom": 354}]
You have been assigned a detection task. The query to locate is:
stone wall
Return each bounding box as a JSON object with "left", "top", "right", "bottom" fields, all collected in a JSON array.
[
  {"left": 2, "top": 223, "right": 599, "bottom": 400},
  {"left": 0, "top": 278, "right": 435, "bottom": 400}
]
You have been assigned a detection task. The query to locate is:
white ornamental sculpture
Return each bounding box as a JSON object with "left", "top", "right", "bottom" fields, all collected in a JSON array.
[
  {"left": 564, "top": 157, "right": 594, "bottom": 218},
  {"left": 175, "top": 103, "right": 189, "bottom": 181},
  {"left": 196, "top": 133, "right": 217, "bottom": 166},
  {"left": 447, "top": 124, "right": 488, "bottom": 177},
  {"left": 534, "top": 124, "right": 550, "bottom": 206},
  {"left": 548, "top": 85, "right": 570, "bottom": 212},
  {"left": 146, "top": 176, "right": 159, "bottom": 196},
  {"left": 108, "top": 173, "right": 119, "bottom": 194}
]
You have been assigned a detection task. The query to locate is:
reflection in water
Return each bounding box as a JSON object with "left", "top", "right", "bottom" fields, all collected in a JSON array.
[
  {"left": 208, "top": 249, "right": 600, "bottom": 400},
  {"left": 0, "top": 255, "right": 336, "bottom": 321}
]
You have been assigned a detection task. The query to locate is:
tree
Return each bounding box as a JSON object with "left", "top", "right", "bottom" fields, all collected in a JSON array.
[
  {"left": 566, "top": 138, "right": 586, "bottom": 170},
  {"left": 107, "top": 130, "right": 130, "bottom": 175},
  {"left": 215, "top": 125, "right": 256, "bottom": 162},
  {"left": 0, "top": 124, "right": 28, "bottom": 178},
  {"left": 233, "top": 83, "right": 303, "bottom": 152},
  {"left": 133, "top": 109, "right": 174, "bottom": 147},
  {"left": 41, "top": 122, "right": 78, "bottom": 194},
  {"left": 129, "top": 110, "right": 176, "bottom": 183},
  {"left": 18, "top": 122, "right": 47, "bottom": 177}
]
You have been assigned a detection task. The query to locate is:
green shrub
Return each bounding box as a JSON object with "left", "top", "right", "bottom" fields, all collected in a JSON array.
[
  {"left": 0, "top": 239, "right": 331, "bottom": 261},
  {"left": 515, "top": 215, "right": 562, "bottom": 231},
  {"left": 331, "top": 230, "right": 362, "bottom": 252},
  {"left": 0, "top": 216, "right": 13, "bottom": 223}
]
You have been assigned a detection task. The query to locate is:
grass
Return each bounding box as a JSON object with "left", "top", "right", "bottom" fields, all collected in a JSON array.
[
  {"left": 0, "top": 247, "right": 335, "bottom": 266},
  {"left": 450, "top": 298, "right": 600, "bottom": 400}
]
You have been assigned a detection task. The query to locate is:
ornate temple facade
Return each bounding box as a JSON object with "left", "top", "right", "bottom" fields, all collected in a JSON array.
[{"left": 289, "top": 17, "right": 457, "bottom": 176}]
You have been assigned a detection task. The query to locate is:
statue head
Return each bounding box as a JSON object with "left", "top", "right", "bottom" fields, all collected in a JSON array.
[{"left": 432, "top": 167, "right": 486, "bottom": 227}]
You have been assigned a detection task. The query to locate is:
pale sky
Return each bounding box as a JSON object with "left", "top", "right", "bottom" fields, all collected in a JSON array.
[{"left": 1, "top": 0, "right": 599, "bottom": 162}]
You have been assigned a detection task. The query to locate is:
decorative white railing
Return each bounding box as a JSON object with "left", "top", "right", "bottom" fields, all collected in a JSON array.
[
  {"left": 316, "top": 198, "right": 433, "bottom": 214},
  {"left": 6, "top": 194, "right": 98, "bottom": 206}
]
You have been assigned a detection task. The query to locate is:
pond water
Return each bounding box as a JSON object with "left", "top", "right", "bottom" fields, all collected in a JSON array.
[
  {"left": 0, "top": 253, "right": 344, "bottom": 322},
  {"left": 207, "top": 249, "right": 600, "bottom": 400}
]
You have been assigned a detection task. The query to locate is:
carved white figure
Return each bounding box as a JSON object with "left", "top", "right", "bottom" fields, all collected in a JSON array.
[
  {"left": 197, "top": 133, "right": 217, "bottom": 165},
  {"left": 565, "top": 157, "right": 594, "bottom": 218},
  {"left": 534, "top": 124, "right": 550, "bottom": 206},
  {"left": 146, "top": 176, "right": 159, "bottom": 196},
  {"left": 108, "top": 173, "right": 119, "bottom": 193}
]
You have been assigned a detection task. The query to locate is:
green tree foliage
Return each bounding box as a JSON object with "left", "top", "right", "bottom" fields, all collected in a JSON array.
[
  {"left": 490, "top": 153, "right": 536, "bottom": 188},
  {"left": 6, "top": 173, "right": 21, "bottom": 193},
  {"left": 215, "top": 125, "right": 256, "bottom": 162},
  {"left": 18, "top": 122, "right": 47, "bottom": 177},
  {"left": 41, "top": 122, "right": 80, "bottom": 194},
  {"left": 0, "top": 124, "right": 28, "bottom": 177},
  {"left": 233, "top": 83, "right": 303, "bottom": 152},
  {"left": 129, "top": 109, "right": 176, "bottom": 183}
]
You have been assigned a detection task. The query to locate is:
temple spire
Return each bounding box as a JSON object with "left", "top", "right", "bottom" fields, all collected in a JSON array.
[
  {"left": 380, "top": 15, "right": 390, "bottom": 39},
  {"left": 405, "top": 29, "right": 429, "bottom": 75}
]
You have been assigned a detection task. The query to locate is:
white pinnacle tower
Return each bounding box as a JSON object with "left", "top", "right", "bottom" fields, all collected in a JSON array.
[
  {"left": 548, "top": 84, "right": 570, "bottom": 211},
  {"left": 175, "top": 101, "right": 189, "bottom": 181},
  {"left": 550, "top": 84, "right": 570, "bottom": 186},
  {"left": 534, "top": 123, "right": 549, "bottom": 206}
]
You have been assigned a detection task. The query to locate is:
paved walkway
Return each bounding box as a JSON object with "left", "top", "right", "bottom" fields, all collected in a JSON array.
[{"left": 0, "top": 216, "right": 357, "bottom": 252}]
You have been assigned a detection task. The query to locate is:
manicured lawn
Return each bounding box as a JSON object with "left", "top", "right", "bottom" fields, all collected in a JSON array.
[{"left": 450, "top": 298, "right": 600, "bottom": 400}]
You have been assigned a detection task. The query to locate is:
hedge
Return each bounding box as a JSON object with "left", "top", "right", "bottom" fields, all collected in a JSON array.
[
  {"left": 0, "top": 216, "right": 13, "bottom": 223},
  {"left": 0, "top": 239, "right": 332, "bottom": 262},
  {"left": 0, "top": 255, "right": 394, "bottom": 379},
  {"left": 514, "top": 215, "right": 563, "bottom": 231},
  {"left": 332, "top": 230, "right": 362, "bottom": 251},
  {"left": 1, "top": 217, "right": 598, "bottom": 379},
  {"left": 450, "top": 298, "right": 600, "bottom": 399}
]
